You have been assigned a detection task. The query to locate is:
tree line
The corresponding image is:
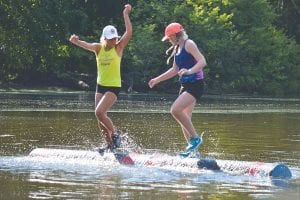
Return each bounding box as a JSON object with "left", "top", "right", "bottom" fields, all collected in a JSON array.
[{"left": 0, "top": 0, "right": 299, "bottom": 97}]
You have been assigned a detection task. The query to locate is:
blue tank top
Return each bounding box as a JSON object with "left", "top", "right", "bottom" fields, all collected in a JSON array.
[{"left": 175, "top": 40, "right": 203, "bottom": 83}]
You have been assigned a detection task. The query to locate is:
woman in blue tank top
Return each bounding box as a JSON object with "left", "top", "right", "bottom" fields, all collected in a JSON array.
[{"left": 148, "top": 22, "right": 207, "bottom": 155}]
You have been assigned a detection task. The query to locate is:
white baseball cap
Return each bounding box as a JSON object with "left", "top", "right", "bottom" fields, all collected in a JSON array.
[{"left": 102, "top": 25, "right": 119, "bottom": 40}]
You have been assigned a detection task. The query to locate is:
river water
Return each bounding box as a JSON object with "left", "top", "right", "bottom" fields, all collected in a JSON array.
[{"left": 0, "top": 91, "right": 299, "bottom": 199}]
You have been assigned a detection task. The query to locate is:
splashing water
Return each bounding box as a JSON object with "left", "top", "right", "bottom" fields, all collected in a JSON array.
[{"left": 118, "top": 132, "right": 144, "bottom": 153}]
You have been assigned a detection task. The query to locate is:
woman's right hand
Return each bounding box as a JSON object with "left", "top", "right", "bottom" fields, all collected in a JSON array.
[
  {"left": 69, "top": 34, "right": 79, "bottom": 44},
  {"left": 148, "top": 78, "right": 159, "bottom": 88}
]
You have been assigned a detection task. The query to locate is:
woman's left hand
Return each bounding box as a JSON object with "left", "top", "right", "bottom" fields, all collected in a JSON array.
[{"left": 123, "top": 4, "right": 132, "bottom": 15}]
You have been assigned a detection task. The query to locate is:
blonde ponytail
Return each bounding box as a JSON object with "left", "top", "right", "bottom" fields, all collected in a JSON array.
[
  {"left": 165, "top": 30, "right": 188, "bottom": 65},
  {"left": 166, "top": 45, "right": 178, "bottom": 65}
]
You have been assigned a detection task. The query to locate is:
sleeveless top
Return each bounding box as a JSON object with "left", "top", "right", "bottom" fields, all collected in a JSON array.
[
  {"left": 96, "top": 46, "right": 121, "bottom": 87},
  {"left": 175, "top": 40, "right": 204, "bottom": 83}
]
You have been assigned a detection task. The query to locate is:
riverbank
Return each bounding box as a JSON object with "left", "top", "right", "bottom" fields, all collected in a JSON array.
[{"left": 1, "top": 86, "right": 300, "bottom": 102}]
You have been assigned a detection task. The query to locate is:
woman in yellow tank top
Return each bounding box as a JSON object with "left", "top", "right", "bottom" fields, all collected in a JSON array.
[{"left": 69, "top": 4, "right": 132, "bottom": 153}]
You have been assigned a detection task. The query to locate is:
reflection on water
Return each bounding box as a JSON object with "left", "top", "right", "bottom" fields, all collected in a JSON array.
[
  {"left": 0, "top": 92, "right": 300, "bottom": 199},
  {"left": 1, "top": 91, "right": 300, "bottom": 113}
]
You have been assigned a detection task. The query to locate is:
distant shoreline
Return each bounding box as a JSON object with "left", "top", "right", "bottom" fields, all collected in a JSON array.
[{"left": 0, "top": 87, "right": 299, "bottom": 103}]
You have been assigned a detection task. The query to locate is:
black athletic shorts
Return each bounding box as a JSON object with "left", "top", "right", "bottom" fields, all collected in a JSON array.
[
  {"left": 179, "top": 79, "right": 204, "bottom": 100},
  {"left": 96, "top": 84, "right": 121, "bottom": 97}
]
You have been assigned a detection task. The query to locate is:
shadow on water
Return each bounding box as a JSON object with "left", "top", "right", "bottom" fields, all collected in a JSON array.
[{"left": 0, "top": 91, "right": 300, "bottom": 199}]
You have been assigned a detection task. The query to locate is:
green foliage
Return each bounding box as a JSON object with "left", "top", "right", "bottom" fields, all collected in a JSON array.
[
  {"left": 0, "top": 0, "right": 299, "bottom": 97},
  {"left": 0, "top": 0, "right": 33, "bottom": 81},
  {"left": 226, "top": 0, "right": 300, "bottom": 96},
  {"left": 268, "top": 0, "right": 300, "bottom": 43}
]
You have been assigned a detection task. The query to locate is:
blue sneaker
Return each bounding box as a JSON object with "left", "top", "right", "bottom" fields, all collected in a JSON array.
[
  {"left": 178, "top": 152, "right": 191, "bottom": 158},
  {"left": 186, "top": 136, "right": 202, "bottom": 152},
  {"left": 178, "top": 151, "right": 201, "bottom": 158},
  {"left": 112, "top": 132, "right": 121, "bottom": 148}
]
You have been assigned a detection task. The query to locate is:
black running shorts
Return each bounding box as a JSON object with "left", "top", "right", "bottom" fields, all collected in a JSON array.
[
  {"left": 179, "top": 79, "right": 204, "bottom": 100},
  {"left": 96, "top": 84, "right": 121, "bottom": 97}
]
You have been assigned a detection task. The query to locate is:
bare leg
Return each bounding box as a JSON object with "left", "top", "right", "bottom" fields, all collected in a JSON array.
[
  {"left": 98, "top": 121, "right": 112, "bottom": 144},
  {"left": 180, "top": 101, "right": 195, "bottom": 143},
  {"left": 170, "top": 92, "right": 197, "bottom": 140},
  {"left": 95, "top": 92, "right": 117, "bottom": 146}
]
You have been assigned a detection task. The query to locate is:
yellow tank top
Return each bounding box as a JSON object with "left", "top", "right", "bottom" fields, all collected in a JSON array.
[{"left": 96, "top": 46, "right": 121, "bottom": 87}]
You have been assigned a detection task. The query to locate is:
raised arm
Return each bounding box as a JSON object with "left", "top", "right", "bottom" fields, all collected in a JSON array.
[
  {"left": 69, "top": 34, "right": 100, "bottom": 53},
  {"left": 117, "top": 4, "right": 132, "bottom": 52}
]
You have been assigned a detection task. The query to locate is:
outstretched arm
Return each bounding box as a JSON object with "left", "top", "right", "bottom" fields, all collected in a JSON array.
[
  {"left": 117, "top": 4, "right": 132, "bottom": 52},
  {"left": 69, "top": 34, "right": 100, "bottom": 53},
  {"left": 148, "top": 62, "right": 178, "bottom": 88}
]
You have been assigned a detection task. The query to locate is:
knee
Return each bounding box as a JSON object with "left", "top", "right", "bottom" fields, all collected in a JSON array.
[
  {"left": 95, "top": 109, "right": 107, "bottom": 121},
  {"left": 170, "top": 106, "right": 181, "bottom": 117}
]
